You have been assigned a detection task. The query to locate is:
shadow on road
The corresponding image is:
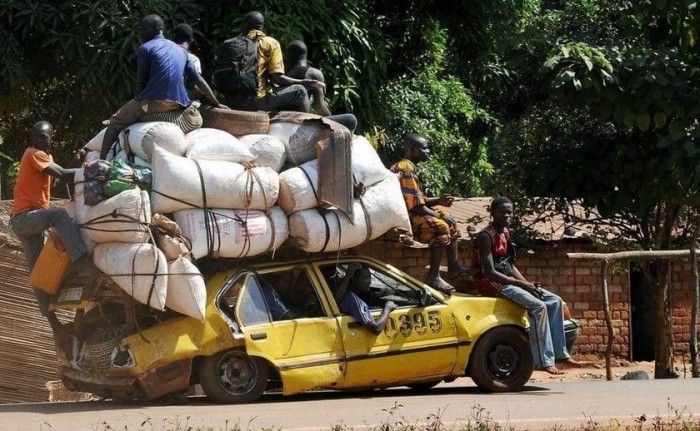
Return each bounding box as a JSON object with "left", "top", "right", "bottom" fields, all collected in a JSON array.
[{"left": 0, "top": 384, "right": 553, "bottom": 413}]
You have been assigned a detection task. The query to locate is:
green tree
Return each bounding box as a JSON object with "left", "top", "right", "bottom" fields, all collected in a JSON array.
[
  {"left": 490, "top": 0, "right": 700, "bottom": 377},
  {"left": 373, "top": 21, "right": 494, "bottom": 197}
]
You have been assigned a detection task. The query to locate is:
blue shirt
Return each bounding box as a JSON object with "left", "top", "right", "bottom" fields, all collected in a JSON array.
[
  {"left": 338, "top": 291, "right": 374, "bottom": 327},
  {"left": 136, "top": 34, "right": 197, "bottom": 106}
]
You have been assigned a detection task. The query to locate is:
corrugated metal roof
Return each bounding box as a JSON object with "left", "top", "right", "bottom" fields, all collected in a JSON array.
[{"left": 446, "top": 197, "right": 613, "bottom": 242}]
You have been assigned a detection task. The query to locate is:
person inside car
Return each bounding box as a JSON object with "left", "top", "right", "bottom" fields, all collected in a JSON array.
[
  {"left": 331, "top": 263, "right": 397, "bottom": 335},
  {"left": 472, "top": 196, "right": 583, "bottom": 375}
]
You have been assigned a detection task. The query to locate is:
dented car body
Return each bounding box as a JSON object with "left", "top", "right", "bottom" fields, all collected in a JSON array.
[{"left": 52, "top": 254, "right": 537, "bottom": 402}]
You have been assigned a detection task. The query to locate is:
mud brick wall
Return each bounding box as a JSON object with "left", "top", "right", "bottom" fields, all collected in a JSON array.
[{"left": 358, "top": 238, "right": 699, "bottom": 360}]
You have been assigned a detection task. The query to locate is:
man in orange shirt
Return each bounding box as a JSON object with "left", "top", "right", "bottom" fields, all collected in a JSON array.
[
  {"left": 218, "top": 11, "right": 324, "bottom": 112},
  {"left": 10, "top": 121, "right": 88, "bottom": 317}
]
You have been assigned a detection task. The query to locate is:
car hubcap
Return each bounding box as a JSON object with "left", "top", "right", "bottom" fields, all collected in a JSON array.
[
  {"left": 217, "top": 352, "right": 257, "bottom": 395},
  {"left": 487, "top": 342, "right": 520, "bottom": 378}
]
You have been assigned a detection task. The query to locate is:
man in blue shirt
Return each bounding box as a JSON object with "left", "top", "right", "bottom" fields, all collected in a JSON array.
[
  {"left": 100, "top": 14, "right": 225, "bottom": 159},
  {"left": 332, "top": 263, "right": 397, "bottom": 335}
]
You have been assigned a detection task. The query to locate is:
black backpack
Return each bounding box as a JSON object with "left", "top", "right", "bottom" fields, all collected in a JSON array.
[{"left": 213, "top": 35, "right": 260, "bottom": 96}]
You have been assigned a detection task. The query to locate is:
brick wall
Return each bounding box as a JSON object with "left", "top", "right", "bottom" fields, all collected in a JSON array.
[{"left": 357, "top": 237, "right": 699, "bottom": 360}]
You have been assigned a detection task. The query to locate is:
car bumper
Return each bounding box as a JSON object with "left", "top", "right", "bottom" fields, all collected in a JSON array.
[{"left": 59, "top": 358, "right": 192, "bottom": 401}]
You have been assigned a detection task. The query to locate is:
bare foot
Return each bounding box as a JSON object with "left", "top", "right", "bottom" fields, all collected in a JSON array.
[
  {"left": 425, "top": 276, "right": 456, "bottom": 294},
  {"left": 542, "top": 366, "right": 565, "bottom": 375},
  {"left": 557, "top": 358, "right": 586, "bottom": 368}
]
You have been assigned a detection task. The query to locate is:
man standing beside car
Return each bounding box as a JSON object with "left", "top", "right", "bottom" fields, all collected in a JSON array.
[{"left": 472, "top": 196, "right": 582, "bottom": 375}]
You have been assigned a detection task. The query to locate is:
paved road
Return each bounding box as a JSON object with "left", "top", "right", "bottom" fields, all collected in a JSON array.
[{"left": 1, "top": 378, "right": 698, "bottom": 431}]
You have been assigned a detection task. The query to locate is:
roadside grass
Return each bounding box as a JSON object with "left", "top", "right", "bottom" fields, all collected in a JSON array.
[{"left": 77, "top": 400, "right": 700, "bottom": 431}]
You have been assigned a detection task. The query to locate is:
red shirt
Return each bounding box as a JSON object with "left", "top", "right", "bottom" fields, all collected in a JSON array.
[
  {"left": 471, "top": 224, "right": 510, "bottom": 296},
  {"left": 11, "top": 147, "right": 53, "bottom": 215}
]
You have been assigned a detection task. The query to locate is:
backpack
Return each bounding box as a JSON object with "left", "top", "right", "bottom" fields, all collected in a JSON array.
[{"left": 213, "top": 36, "right": 260, "bottom": 96}]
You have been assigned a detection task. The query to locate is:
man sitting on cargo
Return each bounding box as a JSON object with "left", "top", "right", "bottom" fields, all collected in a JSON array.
[
  {"left": 331, "top": 263, "right": 397, "bottom": 335},
  {"left": 472, "top": 196, "right": 583, "bottom": 374},
  {"left": 10, "top": 121, "right": 89, "bottom": 320},
  {"left": 390, "top": 134, "right": 469, "bottom": 294},
  {"left": 218, "top": 11, "right": 324, "bottom": 112},
  {"left": 286, "top": 40, "right": 359, "bottom": 133},
  {"left": 100, "top": 14, "right": 225, "bottom": 159}
]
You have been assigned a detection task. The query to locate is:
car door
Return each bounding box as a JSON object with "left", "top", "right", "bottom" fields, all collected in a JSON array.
[
  {"left": 218, "top": 266, "right": 345, "bottom": 395},
  {"left": 319, "top": 261, "right": 459, "bottom": 388}
]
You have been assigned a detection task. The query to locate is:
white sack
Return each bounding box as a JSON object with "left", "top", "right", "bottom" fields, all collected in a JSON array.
[
  {"left": 185, "top": 128, "right": 253, "bottom": 163},
  {"left": 83, "top": 128, "right": 107, "bottom": 152},
  {"left": 151, "top": 146, "right": 279, "bottom": 213},
  {"left": 84, "top": 150, "right": 101, "bottom": 165},
  {"left": 360, "top": 175, "right": 412, "bottom": 239},
  {"left": 277, "top": 162, "right": 319, "bottom": 214},
  {"left": 277, "top": 136, "right": 392, "bottom": 214},
  {"left": 174, "top": 206, "right": 288, "bottom": 259},
  {"left": 84, "top": 189, "right": 151, "bottom": 244},
  {"left": 288, "top": 202, "right": 367, "bottom": 253},
  {"left": 238, "top": 134, "right": 286, "bottom": 172},
  {"left": 350, "top": 135, "right": 392, "bottom": 188},
  {"left": 73, "top": 169, "right": 95, "bottom": 253},
  {"left": 122, "top": 122, "right": 187, "bottom": 161},
  {"left": 93, "top": 243, "right": 167, "bottom": 310},
  {"left": 166, "top": 255, "right": 206, "bottom": 320},
  {"left": 268, "top": 121, "right": 326, "bottom": 166},
  {"left": 288, "top": 176, "right": 411, "bottom": 252}
]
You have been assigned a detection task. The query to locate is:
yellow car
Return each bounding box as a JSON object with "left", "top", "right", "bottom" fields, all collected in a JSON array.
[{"left": 53, "top": 254, "right": 533, "bottom": 402}]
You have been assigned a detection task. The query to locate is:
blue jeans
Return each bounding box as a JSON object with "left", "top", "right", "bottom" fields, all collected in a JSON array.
[
  {"left": 499, "top": 285, "right": 570, "bottom": 368},
  {"left": 10, "top": 207, "right": 87, "bottom": 315}
]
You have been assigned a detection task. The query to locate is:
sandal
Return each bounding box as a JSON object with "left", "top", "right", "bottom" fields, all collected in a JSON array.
[{"left": 426, "top": 278, "right": 456, "bottom": 295}]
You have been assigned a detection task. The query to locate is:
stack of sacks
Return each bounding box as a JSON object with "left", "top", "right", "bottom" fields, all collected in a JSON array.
[
  {"left": 82, "top": 188, "right": 168, "bottom": 311},
  {"left": 152, "top": 127, "right": 288, "bottom": 260},
  {"left": 275, "top": 133, "right": 411, "bottom": 253},
  {"left": 288, "top": 175, "right": 411, "bottom": 252}
]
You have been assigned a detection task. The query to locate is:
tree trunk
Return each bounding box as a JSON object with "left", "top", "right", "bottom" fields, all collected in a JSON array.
[{"left": 654, "top": 205, "right": 680, "bottom": 378}]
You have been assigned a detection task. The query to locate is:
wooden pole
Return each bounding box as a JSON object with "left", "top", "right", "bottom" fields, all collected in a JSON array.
[
  {"left": 601, "top": 261, "right": 613, "bottom": 380},
  {"left": 568, "top": 249, "right": 700, "bottom": 261}
]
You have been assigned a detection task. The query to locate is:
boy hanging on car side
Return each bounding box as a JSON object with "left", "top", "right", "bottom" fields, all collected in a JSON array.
[
  {"left": 472, "top": 196, "right": 583, "bottom": 375},
  {"left": 332, "top": 264, "right": 397, "bottom": 335}
]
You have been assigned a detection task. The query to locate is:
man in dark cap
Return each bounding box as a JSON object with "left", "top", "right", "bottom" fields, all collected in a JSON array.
[{"left": 100, "top": 14, "right": 225, "bottom": 159}]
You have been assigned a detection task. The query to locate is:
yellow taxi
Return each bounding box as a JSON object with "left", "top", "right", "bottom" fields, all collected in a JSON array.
[{"left": 55, "top": 254, "right": 534, "bottom": 402}]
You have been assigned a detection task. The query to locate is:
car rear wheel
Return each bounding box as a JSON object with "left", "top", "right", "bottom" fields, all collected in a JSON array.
[
  {"left": 469, "top": 326, "right": 533, "bottom": 392},
  {"left": 198, "top": 350, "right": 268, "bottom": 403}
]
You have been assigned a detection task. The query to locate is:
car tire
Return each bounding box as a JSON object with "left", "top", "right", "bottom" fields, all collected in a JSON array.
[
  {"left": 468, "top": 326, "right": 533, "bottom": 392},
  {"left": 201, "top": 107, "right": 270, "bottom": 136},
  {"left": 198, "top": 350, "right": 268, "bottom": 403}
]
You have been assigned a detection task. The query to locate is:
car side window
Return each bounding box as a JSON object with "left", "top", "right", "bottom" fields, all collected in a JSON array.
[
  {"left": 238, "top": 276, "right": 272, "bottom": 326},
  {"left": 321, "top": 262, "right": 437, "bottom": 310},
  {"left": 260, "top": 268, "right": 326, "bottom": 318}
]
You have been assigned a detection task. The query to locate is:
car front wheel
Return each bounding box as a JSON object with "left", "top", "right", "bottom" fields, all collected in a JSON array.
[
  {"left": 198, "top": 350, "right": 268, "bottom": 403},
  {"left": 468, "top": 326, "right": 533, "bottom": 392}
]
